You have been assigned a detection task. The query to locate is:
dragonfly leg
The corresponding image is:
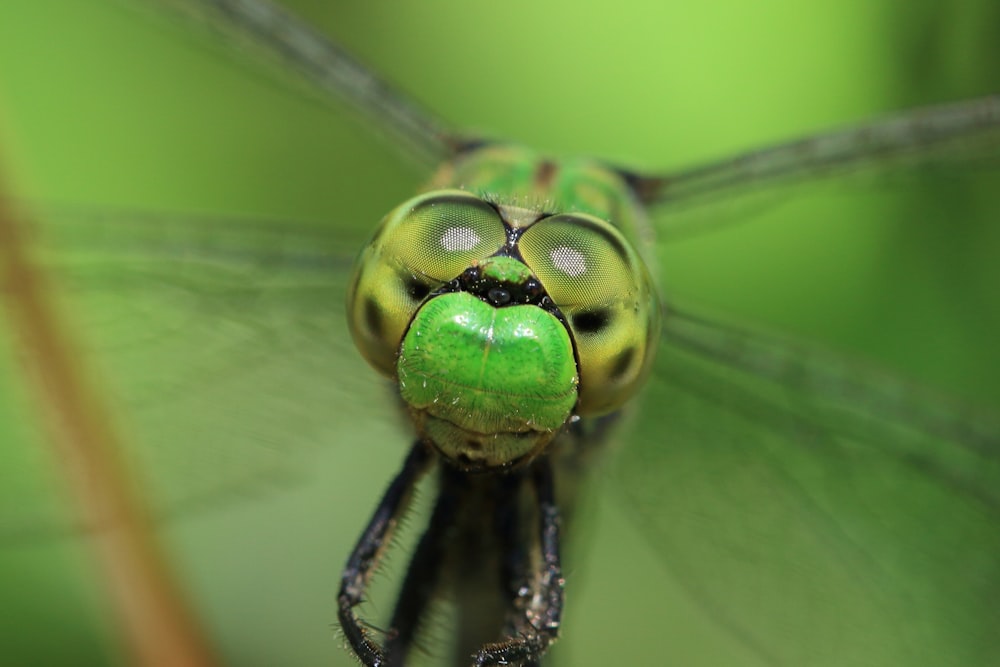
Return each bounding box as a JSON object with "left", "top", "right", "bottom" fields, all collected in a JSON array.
[
  {"left": 495, "top": 468, "right": 531, "bottom": 615},
  {"left": 473, "top": 457, "right": 563, "bottom": 667},
  {"left": 338, "top": 441, "right": 435, "bottom": 666},
  {"left": 383, "top": 462, "right": 466, "bottom": 665}
]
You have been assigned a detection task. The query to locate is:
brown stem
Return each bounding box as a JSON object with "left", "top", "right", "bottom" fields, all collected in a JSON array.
[{"left": 0, "top": 166, "right": 220, "bottom": 667}]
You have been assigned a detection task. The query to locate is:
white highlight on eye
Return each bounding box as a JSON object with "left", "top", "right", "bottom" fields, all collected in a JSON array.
[
  {"left": 550, "top": 245, "right": 586, "bottom": 276},
  {"left": 440, "top": 226, "right": 481, "bottom": 251}
]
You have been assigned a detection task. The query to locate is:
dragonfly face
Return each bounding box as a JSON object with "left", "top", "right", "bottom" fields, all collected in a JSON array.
[
  {"left": 348, "top": 149, "right": 660, "bottom": 471},
  {"left": 1, "top": 2, "right": 999, "bottom": 667}
]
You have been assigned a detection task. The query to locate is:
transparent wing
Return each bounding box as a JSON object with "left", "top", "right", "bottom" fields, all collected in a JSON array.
[
  {"left": 0, "top": 0, "right": 433, "bottom": 542},
  {"left": 610, "top": 305, "right": 1000, "bottom": 666},
  {"left": 143, "top": 0, "right": 460, "bottom": 167},
  {"left": 0, "top": 207, "right": 391, "bottom": 541},
  {"left": 632, "top": 97, "right": 1000, "bottom": 241}
]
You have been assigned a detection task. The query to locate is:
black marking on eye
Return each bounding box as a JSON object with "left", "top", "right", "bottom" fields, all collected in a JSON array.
[
  {"left": 404, "top": 276, "right": 430, "bottom": 301},
  {"left": 409, "top": 192, "right": 499, "bottom": 223},
  {"left": 364, "top": 297, "right": 383, "bottom": 337},
  {"left": 572, "top": 309, "right": 611, "bottom": 334},
  {"left": 609, "top": 347, "right": 636, "bottom": 381}
]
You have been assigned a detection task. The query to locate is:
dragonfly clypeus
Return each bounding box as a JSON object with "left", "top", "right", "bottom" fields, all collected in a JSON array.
[{"left": 1, "top": 1, "right": 999, "bottom": 666}]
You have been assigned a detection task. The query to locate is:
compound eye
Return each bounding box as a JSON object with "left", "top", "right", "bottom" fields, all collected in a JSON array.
[
  {"left": 518, "top": 213, "right": 635, "bottom": 309},
  {"left": 518, "top": 212, "right": 658, "bottom": 416},
  {"left": 381, "top": 190, "right": 507, "bottom": 282},
  {"left": 348, "top": 190, "right": 506, "bottom": 376}
]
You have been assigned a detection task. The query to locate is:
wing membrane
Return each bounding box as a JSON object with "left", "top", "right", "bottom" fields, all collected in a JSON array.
[
  {"left": 0, "top": 207, "right": 390, "bottom": 542},
  {"left": 140, "top": 0, "right": 459, "bottom": 167},
  {"left": 631, "top": 96, "right": 1000, "bottom": 240},
  {"left": 612, "top": 306, "right": 1000, "bottom": 665}
]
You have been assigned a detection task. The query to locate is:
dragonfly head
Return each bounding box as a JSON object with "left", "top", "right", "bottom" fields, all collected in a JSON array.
[{"left": 347, "top": 188, "right": 659, "bottom": 471}]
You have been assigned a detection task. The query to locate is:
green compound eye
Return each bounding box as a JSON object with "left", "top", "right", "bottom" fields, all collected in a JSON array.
[
  {"left": 381, "top": 191, "right": 507, "bottom": 281},
  {"left": 347, "top": 190, "right": 506, "bottom": 376},
  {"left": 518, "top": 213, "right": 660, "bottom": 416}
]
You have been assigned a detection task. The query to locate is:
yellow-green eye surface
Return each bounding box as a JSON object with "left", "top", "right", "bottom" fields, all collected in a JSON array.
[
  {"left": 519, "top": 213, "right": 660, "bottom": 416},
  {"left": 519, "top": 213, "right": 636, "bottom": 305},
  {"left": 380, "top": 191, "right": 507, "bottom": 281},
  {"left": 347, "top": 190, "right": 506, "bottom": 376}
]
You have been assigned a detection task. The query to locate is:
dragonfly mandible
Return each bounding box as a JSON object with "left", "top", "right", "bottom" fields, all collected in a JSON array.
[{"left": 1, "top": 1, "right": 999, "bottom": 666}]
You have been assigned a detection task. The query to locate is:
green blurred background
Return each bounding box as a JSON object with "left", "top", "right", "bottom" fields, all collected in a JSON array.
[{"left": 0, "top": 1, "right": 998, "bottom": 665}]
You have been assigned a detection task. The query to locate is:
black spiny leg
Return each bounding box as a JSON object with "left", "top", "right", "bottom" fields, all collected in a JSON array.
[
  {"left": 494, "top": 468, "right": 530, "bottom": 617},
  {"left": 338, "top": 441, "right": 434, "bottom": 666},
  {"left": 383, "top": 463, "right": 465, "bottom": 666},
  {"left": 473, "top": 456, "right": 564, "bottom": 667}
]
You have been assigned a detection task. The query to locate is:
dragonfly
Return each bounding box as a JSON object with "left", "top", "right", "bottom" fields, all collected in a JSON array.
[{"left": 1, "top": 1, "right": 999, "bottom": 666}]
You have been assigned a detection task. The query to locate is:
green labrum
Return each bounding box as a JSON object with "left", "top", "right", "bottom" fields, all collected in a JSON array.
[{"left": 398, "top": 291, "right": 578, "bottom": 468}]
